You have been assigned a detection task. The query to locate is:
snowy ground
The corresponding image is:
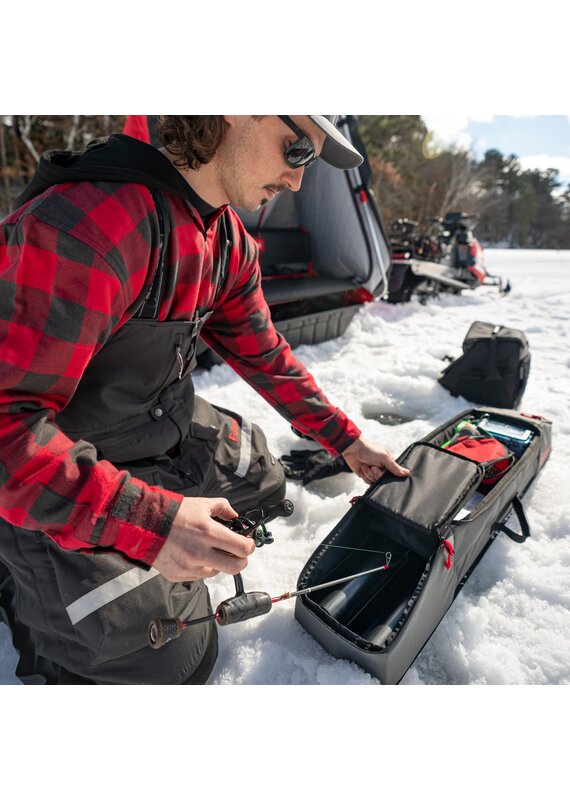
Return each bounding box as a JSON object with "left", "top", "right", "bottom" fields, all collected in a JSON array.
[{"left": 1, "top": 248, "right": 568, "bottom": 685}]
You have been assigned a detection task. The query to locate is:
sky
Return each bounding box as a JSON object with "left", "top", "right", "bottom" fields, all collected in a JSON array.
[{"left": 422, "top": 115, "right": 570, "bottom": 188}]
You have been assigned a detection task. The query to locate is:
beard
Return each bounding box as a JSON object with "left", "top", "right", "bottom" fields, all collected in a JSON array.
[{"left": 218, "top": 129, "right": 286, "bottom": 211}]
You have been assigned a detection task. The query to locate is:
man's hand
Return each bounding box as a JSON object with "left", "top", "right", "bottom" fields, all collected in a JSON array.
[
  {"left": 342, "top": 436, "right": 411, "bottom": 485},
  {"left": 152, "top": 497, "right": 256, "bottom": 583}
]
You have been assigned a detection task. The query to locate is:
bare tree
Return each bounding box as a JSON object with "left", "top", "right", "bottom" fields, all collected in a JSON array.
[
  {"left": 66, "top": 115, "right": 81, "bottom": 151},
  {"left": 0, "top": 117, "right": 12, "bottom": 211},
  {"left": 436, "top": 151, "right": 477, "bottom": 217},
  {"left": 19, "top": 116, "right": 41, "bottom": 163}
]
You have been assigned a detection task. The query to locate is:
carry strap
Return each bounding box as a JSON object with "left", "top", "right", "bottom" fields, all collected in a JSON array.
[{"left": 493, "top": 495, "right": 530, "bottom": 543}]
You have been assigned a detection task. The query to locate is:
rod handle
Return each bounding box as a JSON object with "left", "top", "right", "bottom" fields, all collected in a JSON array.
[{"left": 148, "top": 618, "right": 183, "bottom": 650}]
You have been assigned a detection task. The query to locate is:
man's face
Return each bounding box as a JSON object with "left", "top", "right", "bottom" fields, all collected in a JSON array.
[{"left": 216, "top": 116, "right": 327, "bottom": 212}]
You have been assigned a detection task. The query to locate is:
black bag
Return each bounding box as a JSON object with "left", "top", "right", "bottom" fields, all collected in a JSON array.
[
  {"left": 438, "top": 321, "right": 531, "bottom": 408},
  {"left": 295, "top": 407, "right": 552, "bottom": 684}
]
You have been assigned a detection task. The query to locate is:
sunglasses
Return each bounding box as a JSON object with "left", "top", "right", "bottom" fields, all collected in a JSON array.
[{"left": 278, "top": 115, "right": 317, "bottom": 169}]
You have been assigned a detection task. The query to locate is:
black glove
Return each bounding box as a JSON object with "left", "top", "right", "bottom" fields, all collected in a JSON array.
[
  {"left": 279, "top": 448, "right": 352, "bottom": 485},
  {"left": 290, "top": 424, "right": 314, "bottom": 441}
]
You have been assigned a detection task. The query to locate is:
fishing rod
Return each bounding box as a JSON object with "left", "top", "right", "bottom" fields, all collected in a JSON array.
[{"left": 148, "top": 497, "right": 394, "bottom": 650}]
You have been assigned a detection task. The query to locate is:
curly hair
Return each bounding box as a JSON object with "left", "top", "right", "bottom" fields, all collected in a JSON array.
[{"left": 156, "top": 116, "right": 229, "bottom": 171}]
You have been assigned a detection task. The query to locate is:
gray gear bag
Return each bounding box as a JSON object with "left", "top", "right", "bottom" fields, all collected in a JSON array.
[{"left": 295, "top": 406, "right": 552, "bottom": 684}]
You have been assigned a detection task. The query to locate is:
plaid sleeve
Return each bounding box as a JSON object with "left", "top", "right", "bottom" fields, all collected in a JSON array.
[
  {"left": 0, "top": 192, "right": 183, "bottom": 565},
  {"left": 200, "top": 214, "right": 361, "bottom": 456}
]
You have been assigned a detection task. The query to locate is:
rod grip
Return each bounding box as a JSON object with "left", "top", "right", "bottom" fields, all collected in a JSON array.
[{"left": 148, "top": 618, "right": 183, "bottom": 650}]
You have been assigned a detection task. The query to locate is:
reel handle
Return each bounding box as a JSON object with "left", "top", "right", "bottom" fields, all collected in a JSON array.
[
  {"left": 263, "top": 498, "right": 294, "bottom": 523},
  {"left": 148, "top": 500, "right": 294, "bottom": 649}
]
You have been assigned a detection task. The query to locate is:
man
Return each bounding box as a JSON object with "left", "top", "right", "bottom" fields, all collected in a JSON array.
[{"left": 0, "top": 116, "right": 408, "bottom": 684}]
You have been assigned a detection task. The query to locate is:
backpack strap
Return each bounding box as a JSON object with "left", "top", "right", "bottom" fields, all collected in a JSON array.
[{"left": 135, "top": 189, "right": 172, "bottom": 319}]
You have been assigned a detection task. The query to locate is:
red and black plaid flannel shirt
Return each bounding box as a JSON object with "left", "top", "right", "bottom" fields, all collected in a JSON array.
[{"left": 0, "top": 180, "right": 361, "bottom": 565}]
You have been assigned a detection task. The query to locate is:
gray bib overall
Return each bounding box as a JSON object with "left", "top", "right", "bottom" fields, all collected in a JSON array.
[{"left": 0, "top": 195, "right": 285, "bottom": 684}]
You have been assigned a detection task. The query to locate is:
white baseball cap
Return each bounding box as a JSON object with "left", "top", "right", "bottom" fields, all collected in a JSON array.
[{"left": 308, "top": 115, "right": 363, "bottom": 169}]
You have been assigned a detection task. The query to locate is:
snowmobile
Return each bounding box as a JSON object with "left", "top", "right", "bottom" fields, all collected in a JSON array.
[{"left": 387, "top": 212, "right": 510, "bottom": 303}]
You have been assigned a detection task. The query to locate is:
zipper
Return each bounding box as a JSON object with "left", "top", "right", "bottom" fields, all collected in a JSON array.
[
  {"left": 175, "top": 333, "right": 185, "bottom": 379},
  {"left": 175, "top": 315, "right": 205, "bottom": 380}
]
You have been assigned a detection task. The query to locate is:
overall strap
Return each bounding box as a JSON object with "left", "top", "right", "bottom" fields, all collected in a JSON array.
[
  {"left": 135, "top": 189, "right": 172, "bottom": 319},
  {"left": 211, "top": 211, "right": 231, "bottom": 307},
  {"left": 133, "top": 191, "right": 230, "bottom": 320}
]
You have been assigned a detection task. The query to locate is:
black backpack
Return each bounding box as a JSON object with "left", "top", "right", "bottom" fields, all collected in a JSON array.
[{"left": 438, "top": 321, "right": 531, "bottom": 408}]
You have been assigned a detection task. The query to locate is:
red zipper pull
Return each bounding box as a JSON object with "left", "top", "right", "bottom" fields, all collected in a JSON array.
[{"left": 442, "top": 539, "right": 455, "bottom": 570}]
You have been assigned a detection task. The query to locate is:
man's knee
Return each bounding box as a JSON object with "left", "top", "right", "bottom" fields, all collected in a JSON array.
[
  {"left": 192, "top": 397, "right": 287, "bottom": 512},
  {"left": 257, "top": 449, "right": 286, "bottom": 507}
]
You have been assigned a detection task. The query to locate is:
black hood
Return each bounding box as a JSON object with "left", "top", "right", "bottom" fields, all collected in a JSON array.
[{"left": 14, "top": 133, "right": 217, "bottom": 215}]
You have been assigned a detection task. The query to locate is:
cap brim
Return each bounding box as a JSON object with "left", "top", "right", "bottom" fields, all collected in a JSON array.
[{"left": 308, "top": 115, "right": 363, "bottom": 170}]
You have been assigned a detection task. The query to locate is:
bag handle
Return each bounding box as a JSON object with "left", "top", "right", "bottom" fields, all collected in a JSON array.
[
  {"left": 485, "top": 325, "right": 503, "bottom": 381},
  {"left": 493, "top": 495, "right": 530, "bottom": 543}
]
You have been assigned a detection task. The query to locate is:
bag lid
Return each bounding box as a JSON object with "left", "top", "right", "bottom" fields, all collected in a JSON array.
[{"left": 365, "top": 442, "right": 484, "bottom": 540}]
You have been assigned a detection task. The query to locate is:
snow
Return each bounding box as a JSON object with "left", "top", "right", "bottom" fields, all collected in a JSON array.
[{"left": 1, "top": 248, "right": 569, "bottom": 688}]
